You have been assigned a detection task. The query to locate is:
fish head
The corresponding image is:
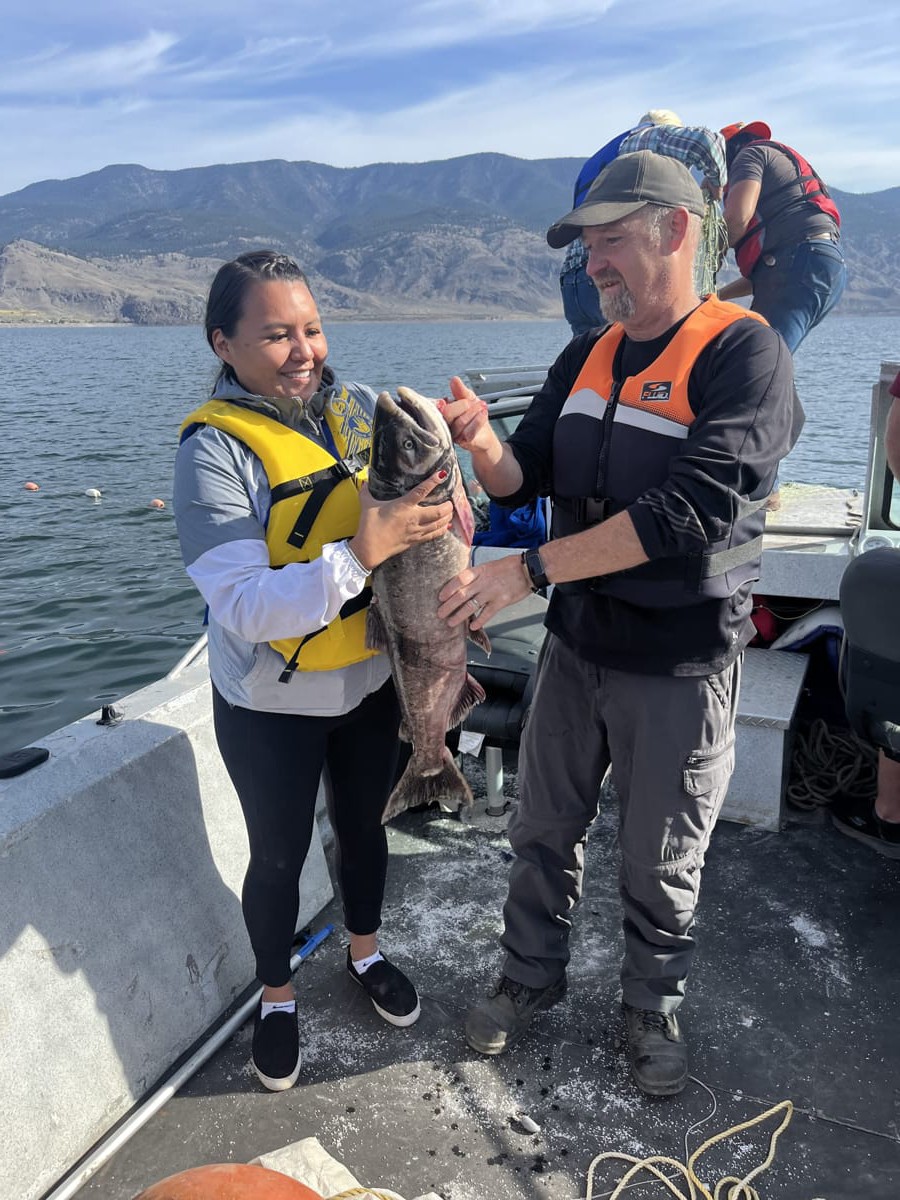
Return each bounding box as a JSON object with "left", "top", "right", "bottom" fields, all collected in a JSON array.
[{"left": 368, "top": 387, "right": 458, "bottom": 504}]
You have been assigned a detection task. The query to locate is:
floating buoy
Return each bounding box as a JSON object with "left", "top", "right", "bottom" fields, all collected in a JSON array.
[
  {"left": 149, "top": 498, "right": 165, "bottom": 510},
  {"left": 24, "top": 481, "right": 40, "bottom": 491},
  {"left": 84, "top": 488, "right": 102, "bottom": 499},
  {"left": 134, "top": 1162, "right": 322, "bottom": 1199}
]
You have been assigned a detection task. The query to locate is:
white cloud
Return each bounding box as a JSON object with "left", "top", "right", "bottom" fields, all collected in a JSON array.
[
  {"left": 0, "top": 31, "right": 178, "bottom": 96},
  {"left": 0, "top": 0, "right": 898, "bottom": 194}
]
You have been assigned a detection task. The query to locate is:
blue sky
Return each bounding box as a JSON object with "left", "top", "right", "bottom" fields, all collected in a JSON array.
[{"left": 2, "top": 0, "right": 898, "bottom": 197}]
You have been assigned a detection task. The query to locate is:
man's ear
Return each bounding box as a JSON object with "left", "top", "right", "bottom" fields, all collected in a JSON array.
[{"left": 666, "top": 207, "right": 691, "bottom": 251}]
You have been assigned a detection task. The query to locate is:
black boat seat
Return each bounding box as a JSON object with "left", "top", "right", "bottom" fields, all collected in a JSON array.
[{"left": 839, "top": 547, "right": 900, "bottom": 760}]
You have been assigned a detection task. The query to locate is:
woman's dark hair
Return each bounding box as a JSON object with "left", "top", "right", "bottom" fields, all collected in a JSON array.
[
  {"left": 205, "top": 251, "right": 311, "bottom": 385},
  {"left": 725, "top": 130, "right": 758, "bottom": 171}
]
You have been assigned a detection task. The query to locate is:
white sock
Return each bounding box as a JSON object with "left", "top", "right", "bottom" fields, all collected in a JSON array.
[
  {"left": 351, "top": 951, "right": 384, "bottom": 975},
  {"left": 260, "top": 1000, "right": 296, "bottom": 1019}
]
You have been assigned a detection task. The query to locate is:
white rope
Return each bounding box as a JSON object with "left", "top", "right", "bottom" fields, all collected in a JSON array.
[{"left": 582, "top": 1099, "right": 824, "bottom": 1200}]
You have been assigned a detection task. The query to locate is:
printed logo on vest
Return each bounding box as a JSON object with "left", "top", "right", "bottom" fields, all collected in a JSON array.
[{"left": 640, "top": 381, "right": 672, "bottom": 403}]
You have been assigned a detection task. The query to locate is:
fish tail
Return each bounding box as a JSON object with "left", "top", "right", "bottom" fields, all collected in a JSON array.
[{"left": 381, "top": 748, "right": 473, "bottom": 824}]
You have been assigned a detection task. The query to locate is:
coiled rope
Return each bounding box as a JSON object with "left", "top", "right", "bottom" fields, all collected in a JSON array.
[
  {"left": 329, "top": 1190, "right": 404, "bottom": 1199},
  {"left": 584, "top": 1099, "right": 825, "bottom": 1200},
  {"left": 786, "top": 717, "right": 878, "bottom": 811}
]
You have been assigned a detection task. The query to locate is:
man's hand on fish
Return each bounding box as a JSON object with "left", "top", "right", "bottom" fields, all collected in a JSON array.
[
  {"left": 440, "top": 375, "right": 498, "bottom": 455},
  {"left": 350, "top": 471, "right": 454, "bottom": 570},
  {"left": 437, "top": 554, "right": 531, "bottom": 631}
]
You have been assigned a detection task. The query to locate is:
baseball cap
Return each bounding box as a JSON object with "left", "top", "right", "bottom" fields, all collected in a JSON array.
[
  {"left": 546, "top": 151, "right": 706, "bottom": 249},
  {"left": 720, "top": 120, "right": 772, "bottom": 142}
]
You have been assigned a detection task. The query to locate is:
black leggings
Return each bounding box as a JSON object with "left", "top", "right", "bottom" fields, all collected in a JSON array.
[{"left": 212, "top": 680, "right": 401, "bottom": 987}]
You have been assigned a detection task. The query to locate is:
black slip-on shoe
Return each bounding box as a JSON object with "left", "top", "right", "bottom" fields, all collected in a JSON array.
[
  {"left": 831, "top": 796, "right": 900, "bottom": 859},
  {"left": 622, "top": 1003, "right": 688, "bottom": 1096},
  {"left": 251, "top": 1003, "right": 301, "bottom": 1091},
  {"left": 347, "top": 949, "right": 421, "bottom": 1027},
  {"left": 465, "top": 973, "right": 567, "bottom": 1055}
]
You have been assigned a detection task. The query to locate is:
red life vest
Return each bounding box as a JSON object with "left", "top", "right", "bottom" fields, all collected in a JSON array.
[{"left": 729, "top": 141, "right": 841, "bottom": 278}]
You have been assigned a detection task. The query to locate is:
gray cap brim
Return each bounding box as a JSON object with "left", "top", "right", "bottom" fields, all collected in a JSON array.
[{"left": 546, "top": 199, "right": 650, "bottom": 249}]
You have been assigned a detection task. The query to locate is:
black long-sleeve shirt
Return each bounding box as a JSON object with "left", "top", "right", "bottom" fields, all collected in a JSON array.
[{"left": 495, "top": 314, "right": 803, "bottom": 675}]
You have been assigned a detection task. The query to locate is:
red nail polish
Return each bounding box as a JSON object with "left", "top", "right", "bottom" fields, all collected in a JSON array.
[{"left": 438, "top": 469, "right": 448, "bottom": 479}]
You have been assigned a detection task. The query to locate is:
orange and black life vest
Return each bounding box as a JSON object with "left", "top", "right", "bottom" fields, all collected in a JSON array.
[{"left": 551, "top": 296, "right": 770, "bottom": 605}]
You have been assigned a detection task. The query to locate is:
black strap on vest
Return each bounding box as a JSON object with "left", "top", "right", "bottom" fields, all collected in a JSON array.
[
  {"left": 269, "top": 454, "right": 366, "bottom": 551},
  {"left": 277, "top": 587, "right": 373, "bottom": 684},
  {"left": 554, "top": 495, "right": 613, "bottom": 525}
]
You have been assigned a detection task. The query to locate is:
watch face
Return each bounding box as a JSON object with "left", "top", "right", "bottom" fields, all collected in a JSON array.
[{"left": 525, "top": 548, "right": 547, "bottom": 588}]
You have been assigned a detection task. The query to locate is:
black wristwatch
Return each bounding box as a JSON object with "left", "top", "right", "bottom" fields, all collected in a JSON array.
[{"left": 521, "top": 547, "right": 550, "bottom": 592}]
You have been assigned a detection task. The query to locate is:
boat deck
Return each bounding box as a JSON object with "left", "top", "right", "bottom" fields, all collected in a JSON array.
[{"left": 75, "top": 772, "right": 899, "bottom": 1200}]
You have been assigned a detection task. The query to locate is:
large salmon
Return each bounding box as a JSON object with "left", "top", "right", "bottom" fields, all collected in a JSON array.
[{"left": 366, "top": 386, "right": 490, "bottom": 823}]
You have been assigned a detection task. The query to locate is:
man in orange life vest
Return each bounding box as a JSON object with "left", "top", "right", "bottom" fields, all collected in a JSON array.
[
  {"left": 717, "top": 121, "right": 846, "bottom": 353},
  {"left": 437, "top": 151, "right": 803, "bottom": 1095}
]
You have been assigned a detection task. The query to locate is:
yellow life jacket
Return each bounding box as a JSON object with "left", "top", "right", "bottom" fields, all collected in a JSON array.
[{"left": 180, "top": 387, "right": 378, "bottom": 677}]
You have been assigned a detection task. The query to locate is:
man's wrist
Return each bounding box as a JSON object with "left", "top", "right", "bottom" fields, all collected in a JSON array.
[{"left": 521, "top": 547, "right": 550, "bottom": 591}]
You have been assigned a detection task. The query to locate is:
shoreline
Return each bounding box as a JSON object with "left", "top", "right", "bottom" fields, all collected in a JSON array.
[
  {"left": 2, "top": 308, "right": 900, "bottom": 331},
  {"left": 0, "top": 312, "right": 567, "bottom": 329}
]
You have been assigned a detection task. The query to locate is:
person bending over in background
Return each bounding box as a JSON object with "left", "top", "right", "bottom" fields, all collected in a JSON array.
[
  {"left": 831, "top": 369, "right": 900, "bottom": 856},
  {"left": 559, "top": 109, "right": 726, "bottom": 336},
  {"left": 718, "top": 121, "right": 847, "bottom": 353},
  {"left": 438, "top": 153, "right": 801, "bottom": 1096},
  {"left": 173, "top": 251, "right": 453, "bottom": 1091}
]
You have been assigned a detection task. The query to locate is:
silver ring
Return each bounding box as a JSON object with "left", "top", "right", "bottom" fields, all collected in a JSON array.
[{"left": 470, "top": 596, "right": 479, "bottom": 608}]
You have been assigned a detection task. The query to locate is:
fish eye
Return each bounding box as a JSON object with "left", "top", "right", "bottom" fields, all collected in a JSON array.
[{"left": 402, "top": 438, "right": 415, "bottom": 450}]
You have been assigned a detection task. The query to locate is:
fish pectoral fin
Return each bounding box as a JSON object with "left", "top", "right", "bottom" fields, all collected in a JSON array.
[
  {"left": 467, "top": 624, "right": 491, "bottom": 655},
  {"left": 449, "top": 673, "right": 487, "bottom": 730},
  {"left": 365, "top": 601, "right": 390, "bottom": 652}
]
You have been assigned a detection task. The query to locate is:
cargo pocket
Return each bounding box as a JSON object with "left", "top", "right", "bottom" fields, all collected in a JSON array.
[{"left": 683, "top": 738, "right": 735, "bottom": 798}]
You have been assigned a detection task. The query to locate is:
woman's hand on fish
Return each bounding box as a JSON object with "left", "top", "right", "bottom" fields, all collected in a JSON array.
[
  {"left": 440, "top": 375, "right": 498, "bottom": 454},
  {"left": 350, "top": 472, "right": 454, "bottom": 570},
  {"left": 437, "top": 555, "right": 531, "bottom": 630}
]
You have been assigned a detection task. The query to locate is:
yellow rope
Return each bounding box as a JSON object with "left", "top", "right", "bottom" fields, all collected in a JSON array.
[
  {"left": 697, "top": 200, "right": 729, "bottom": 296},
  {"left": 585, "top": 1100, "right": 809, "bottom": 1200},
  {"left": 328, "top": 1189, "right": 403, "bottom": 1200}
]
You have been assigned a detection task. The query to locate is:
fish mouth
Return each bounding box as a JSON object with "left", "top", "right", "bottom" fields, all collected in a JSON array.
[
  {"left": 371, "top": 388, "right": 456, "bottom": 501},
  {"left": 374, "top": 390, "right": 440, "bottom": 449},
  {"left": 395, "top": 386, "right": 447, "bottom": 443}
]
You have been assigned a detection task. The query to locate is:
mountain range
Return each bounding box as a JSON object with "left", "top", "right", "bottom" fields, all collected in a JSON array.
[{"left": 0, "top": 154, "right": 897, "bottom": 324}]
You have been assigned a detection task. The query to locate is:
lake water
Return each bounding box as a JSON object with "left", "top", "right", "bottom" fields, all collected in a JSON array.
[{"left": 2, "top": 313, "right": 898, "bottom": 757}]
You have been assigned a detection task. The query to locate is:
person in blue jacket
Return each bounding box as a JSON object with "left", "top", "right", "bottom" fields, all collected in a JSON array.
[{"left": 560, "top": 110, "right": 726, "bottom": 336}]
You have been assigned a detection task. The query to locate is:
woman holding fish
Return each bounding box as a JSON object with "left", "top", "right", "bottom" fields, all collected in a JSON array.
[{"left": 173, "top": 251, "right": 452, "bottom": 1092}]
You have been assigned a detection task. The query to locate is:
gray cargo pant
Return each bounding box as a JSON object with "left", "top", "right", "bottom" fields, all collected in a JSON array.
[{"left": 501, "top": 632, "right": 740, "bottom": 1014}]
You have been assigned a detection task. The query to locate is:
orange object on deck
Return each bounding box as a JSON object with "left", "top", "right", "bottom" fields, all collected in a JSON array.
[{"left": 133, "top": 1162, "right": 322, "bottom": 1199}]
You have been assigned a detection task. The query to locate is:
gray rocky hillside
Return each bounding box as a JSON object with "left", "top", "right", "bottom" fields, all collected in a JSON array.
[{"left": 0, "top": 155, "right": 896, "bottom": 324}]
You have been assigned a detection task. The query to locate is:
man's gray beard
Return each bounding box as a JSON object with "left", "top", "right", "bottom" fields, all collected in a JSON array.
[{"left": 598, "top": 284, "right": 636, "bottom": 323}]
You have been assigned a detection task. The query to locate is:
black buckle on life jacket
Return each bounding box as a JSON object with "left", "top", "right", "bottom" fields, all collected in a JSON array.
[{"left": 572, "top": 496, "right": 611, "bottom": 525}]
